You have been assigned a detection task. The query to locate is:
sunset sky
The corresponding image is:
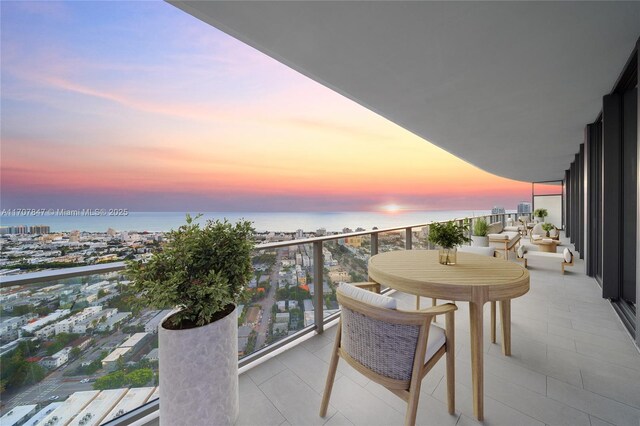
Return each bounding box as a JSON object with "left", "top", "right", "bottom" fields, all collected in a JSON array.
[{"left": 1, "top": 1, "right": 531, "bottom": 212}]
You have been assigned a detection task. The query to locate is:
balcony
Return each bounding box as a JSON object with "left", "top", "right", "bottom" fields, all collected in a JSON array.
[
  {"left": 227, "top": 243, "right": 640, "bottom": 426},
  {"left": 2, "top": 217, "right": 638, "bottom": 426}
]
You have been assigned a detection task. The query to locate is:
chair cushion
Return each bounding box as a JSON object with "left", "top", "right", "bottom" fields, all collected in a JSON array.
[
  {"left": 458, "top": 246, "right": 495, "bottom": 257},
  {"left": 517, "top": 244, "right": 526, "bottom": 258},
  {"left": 488, "top": 233, "right": 508, "bottom": 240},
  {"left": 338, "top": 283, "right": 397, "bottom": 309},
  {"left": 425, "top": 324, "right": 446, "bottom": 361},
  {"left": 503, "top": 226, "right": 520, "bottom": 232},
  {"left": 563, "top": 248, "right": 573, "bottom": 263}
]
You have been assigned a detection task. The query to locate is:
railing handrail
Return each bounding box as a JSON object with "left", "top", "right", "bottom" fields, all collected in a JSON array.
[{"left": 0, "top": 212, "right": 521, "bottom": 287}]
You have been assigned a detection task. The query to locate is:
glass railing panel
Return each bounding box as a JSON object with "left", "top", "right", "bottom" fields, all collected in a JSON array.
[
  {"left": 378, "top": 230, "right": 406, "bottom": 253},
  {"left": 412, "top": 226, "right": 430, "bottom": 250},
  {"left": 240, "top": 245, "right": 313, "bottom": 358},
  {"left": 323, "top": 237, "right": 370, "bottom": 301},
  {"left": 0, "top": 270, "right": 162, "bottom": 424}
]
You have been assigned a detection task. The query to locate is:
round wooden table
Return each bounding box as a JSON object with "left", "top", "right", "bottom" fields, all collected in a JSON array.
[{"left": 368, "top": 250, "right": 529, "bottom": 421}]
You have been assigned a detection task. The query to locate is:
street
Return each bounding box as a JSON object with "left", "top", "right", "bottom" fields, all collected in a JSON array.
[{"left": 253, "top": 249, "right": 282, "bottom": 349}]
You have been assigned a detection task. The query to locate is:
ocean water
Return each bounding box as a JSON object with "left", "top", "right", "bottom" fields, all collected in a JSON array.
[{"left": 0, "top": 210, "right": 500, "bottom": 233}]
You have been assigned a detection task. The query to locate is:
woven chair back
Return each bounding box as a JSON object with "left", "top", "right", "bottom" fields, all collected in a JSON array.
[{"left": 340, "top": 305, "right": 420, "bottom": 381}]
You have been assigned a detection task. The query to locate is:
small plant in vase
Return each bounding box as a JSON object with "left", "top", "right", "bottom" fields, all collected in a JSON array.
[
  {"left": 533, "top": 208, "right": 548, "bottom": 223},
  {"left": 428, "top": 221, "right": 471, "bottom": 265},
  {"left": 541, "top": 222, "right": 555, "bottom": 237},
  {"left": 471, "top": 218, "right": 489, "bottom": 247}
]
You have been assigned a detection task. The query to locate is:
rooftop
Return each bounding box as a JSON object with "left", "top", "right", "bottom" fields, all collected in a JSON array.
[
  {"left": 67, "top": 388, "right": 128, "bottom": 426},
  {"left": 39, "top": 391, "right": 99, "bottom": 426}
]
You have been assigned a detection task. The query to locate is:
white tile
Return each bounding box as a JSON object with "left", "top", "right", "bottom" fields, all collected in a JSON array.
[
  {"left": 277, "top": 344, "right": 342, "bottom": 393},
  {"left": 237, "top": 374, "right": 285, "bottom": 426},
  {"left": 546, "top": 377, "right": 640, "bottom": 426},
  {"left": 454, "top": 357, "right": 591, "bottom": 426},
  {"left": 433, "top": 379, "right": 544, "bottom": 426},
  {"left": 247, "top": 356, "right": 288, "bottom": 385},
  {"left": 588, "top": 415, "right": 615, "bottom": 426},
  {"left": 574, "top": 340, "right": 640, "bottom": 372},
  {"left": 323, "top": 412, "right": 354, "bottom": 426},
  {"left": 328, "top": 376, "right": 405, "bottom": 425},
  {"left": 259, "top": 370, "right": 335, "bottom": 426}
]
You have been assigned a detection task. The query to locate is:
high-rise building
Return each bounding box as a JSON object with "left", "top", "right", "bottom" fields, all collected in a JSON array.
[
  {"left": 517, "top": 202, "right": 532, "bottom": 215},
  {"left": 0, "top": 225, "right": 29, "bottom": 235},
  {"left": 491, "top": 206, "right": 505, "bottom": 214},
  {"left": 29, "top": 225, "right": 50, "bottom": 235}
]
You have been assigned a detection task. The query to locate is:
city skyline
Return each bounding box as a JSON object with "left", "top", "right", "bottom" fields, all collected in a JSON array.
[{"left": 1, "top": 1, "right": 531, "bottom": 212}]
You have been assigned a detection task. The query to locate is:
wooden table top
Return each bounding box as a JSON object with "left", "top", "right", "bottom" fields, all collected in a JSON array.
[{"left": 368, "top": 250, "right": 529, "bottom": 302}]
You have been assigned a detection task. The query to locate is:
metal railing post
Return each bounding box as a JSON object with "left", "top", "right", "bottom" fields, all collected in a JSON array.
[
  {"left": 313, "top": 241, "right": 324, "bottom": 334},
  {"left": 405, "top": 227, "right": 412, "bottom": 250},
  {"left": 370, "top": 232, "right": 379, "bottom": 255}
]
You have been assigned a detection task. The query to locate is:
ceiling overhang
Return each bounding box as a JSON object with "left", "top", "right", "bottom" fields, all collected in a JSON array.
[{"left": 169, "top": 1, "right": 640, "bottom": 182}]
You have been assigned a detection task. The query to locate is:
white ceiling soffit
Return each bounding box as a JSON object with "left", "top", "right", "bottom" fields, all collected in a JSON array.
[{"left": 169, "top": 1, "right": 640, "bottom": 182}]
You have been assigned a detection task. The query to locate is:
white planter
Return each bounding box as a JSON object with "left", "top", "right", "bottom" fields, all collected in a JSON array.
[
  {"left": 470, "top": 236, "right": 489, "bottom": 247},
  {"left": 159, "top": 305, "right": 238, "bottom": 426}
]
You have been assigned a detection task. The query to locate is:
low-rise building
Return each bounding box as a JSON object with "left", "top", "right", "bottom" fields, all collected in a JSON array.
[
  {"left": 25, "top": 402, "right": 63, "bottom": 426},
  {"left": 143, "top": 309, "right": 173, "bottom": 333},
  {"left": 67, "top": 388, "right": 128, "bottom": 426},
  {"left": 103, "top": 387, "right": 155, "bottom": 423},
  {"left": 34, "top": 324, "right": 56, "bottom": 339},
  {"left": 38, "top": 391, "right": 100, "bottom": 426},
  {"left": 21, "top": 309, "right": 70, "bottom": 334},
  {"left": 97, "top": 312, "right": 131, "bottom": 332},
  {"left": 275, "top": 313, "right": 290, "bottom": 324},
  {"left": 0, "top": 404, "right": 37, "bottom": 426},
  {"left": 0, "top": 315, "right": 29, "bottom": 341},
  {"left": 273, "top": 322, "right": 288, "bottom": 334},
  {"left": 143, "top": 348, "right": 159, "bottom": 362},
  {"left": 40, "top": 347, "right": 71, "bottom": 369},
  {"left": 120, "top": 332, "right": 149, "bottom": 352},
  {"left": 102, "top": 347, "right": 131, "bottom": 371}
]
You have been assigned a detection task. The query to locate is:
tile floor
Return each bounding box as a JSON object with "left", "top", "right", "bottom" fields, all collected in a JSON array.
[{"left": 235, "top": 239, "right": 640, "bottom": 426}]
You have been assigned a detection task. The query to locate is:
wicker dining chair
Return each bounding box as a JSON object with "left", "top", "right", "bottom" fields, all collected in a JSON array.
[{"left": 320, "top": 283, "right": 456, "bottom": 426}]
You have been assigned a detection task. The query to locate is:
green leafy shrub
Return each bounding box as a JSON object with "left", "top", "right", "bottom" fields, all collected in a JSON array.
[
  {"left": 473, "top": 218, "right": 488, "bottom": 237},
  {"left": 541, "top": 223, "right": 555, "bottom": 236},
  {"left": 428, "top": 221, "right": 471, "bottom": 249},
  {"left": 533, "top": 208, "right": 548, "bottom": 219},
  {"left": 126, "top": 215, "right": 255, "bottom": 329}
]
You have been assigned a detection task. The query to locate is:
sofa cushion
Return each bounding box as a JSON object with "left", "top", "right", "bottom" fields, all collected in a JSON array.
[
  {"left": 458, "top": 246, "right": 495, "bottom": 257},
  {"left": 486, "top": 222, "right": 503, "bottom": 234},
  {"left": 517, "top": 245, "right": 526, "bottom": 258},
  {"left": 338, "top": 283, "right": 397, "bottom": 309}
]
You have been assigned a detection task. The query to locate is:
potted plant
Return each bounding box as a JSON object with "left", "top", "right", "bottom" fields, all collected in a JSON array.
[
  {"left": 541, "top": 222, "right": 555, "bottom": 238},
  {"left": 126, "top": 214, "right": 254, "bottom": 426},
  {"left": 428, "top": 221, "right": 471, "bottom": 265},
  {"left": 533, "top": 208, "right": 548, "bottom": 223},
  {"left": 471, "top": 218, "right": 489, "bottom": 247}
]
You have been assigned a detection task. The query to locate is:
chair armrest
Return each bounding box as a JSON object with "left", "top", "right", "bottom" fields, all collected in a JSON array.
[
  {"left": 350, "top": 282, "right": 381, "bottom": 293},
  {"left": 416, "top": 303, "right": 457, "bottom": 316}
]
